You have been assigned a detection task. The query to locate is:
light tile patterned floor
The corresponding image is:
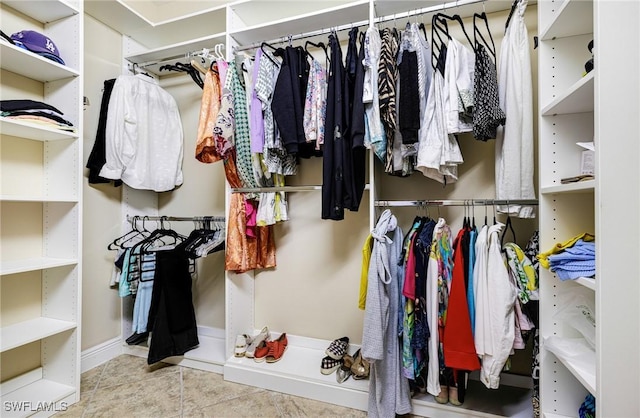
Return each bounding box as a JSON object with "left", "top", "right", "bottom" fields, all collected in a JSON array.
[{"left": 54, "top": 354, "right": 369, "bottom": 418}]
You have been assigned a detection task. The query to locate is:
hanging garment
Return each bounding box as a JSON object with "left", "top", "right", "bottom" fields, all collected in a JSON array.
[
  {"left": 146, "top": 249, "right": 199, "bottom": 365},
  {"left": 229, "top": 63, "right": 260, "bottom": 192},
  {"left": 412, "top": 218, "right": 435, "bottom": 357},
  {"left": 425, "top": 218, "right": 446, "bottom": 396},
  {"left": 416, "top": 68, "right": 462, "bottom": 184},
  {"left": 86, "top": 78, "right": 123, "bottom": 186},
  {"left": 350, "top": 29, "right": 367, "bottom": 210},
  {"left": 255, "top": 50, "right": 297, "bottom": 176},
  {"left": 473, "top": 43, "right": 506, "bottom": 141},
  {"left": 378, "top": 28, "right": 400, "bottom": 174},
  {"left": 480, "top": 222, "right": 517, "bottom": 389},
  {"left": 99, "top": 74, "right": 184, "bottom": 192},
  {"left": 223, "top": 151, "right": 277, "bottom": 273},
  {"left": 495, "top": 0, "right": 535, "bottom": 218},
  {"left": 473, "top": 224, "right": 489, "bottom": 356},
  {"left": 362, "top": 210, "right": 412, "bottom": 417},
  {"left": 322, "top": 33, "right": 352, "bottom": 221},
  {"left": 444, "top": 37, "right": 475, "bottom": 134},
  {"left": 363, "top": 26, "right": 386, "bottom": 163},
  {"left": 443, "top": 228, "right": 481, "bottom": 371},
  {"left": 398, "top": 51, "right": 420, "bottom": 144},
  {"left": 272, "top": 46, "right": 314, "bottom": 157},
  {"left": 303, "top": 56, "right": 327, "bottom": 149},
  {"left": 359, "top": 233, "right": 374, "bottom": 310},
  {"left": 248, "top": 50, "right": 265, "bottom": 154},
  {"left": 393, "top": 23, "right": 433, "bottom": 176},
  {"left": 195, "top": 68, "right": 222, "bottom": 163},
  {"left": 343, "top": 27, "right": 365, "bottom": 212},
  {"left": 467, "top": 226, "right": 478, "bottom": 334}
]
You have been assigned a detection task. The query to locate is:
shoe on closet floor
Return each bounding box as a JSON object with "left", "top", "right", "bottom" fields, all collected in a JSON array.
[
  {"left": 336, "top": 351, "right": 355, "bottom": 383},
  {"left": 253, "top": 340, "right": 270, "bottom": 363},
  {"left": 245, "top": 326, "right": 270, "bottom": 358},
  {"left": 321, "top": 356, "right": 343, "bottom": 375},
  {"left": 350, "top": 349, "right": 369, "bottom": 380},
  {"left": 325, "top": 336, "right": 349, "bottom": 360},
  {"left": 234, "top": 333, "right": 253, "bottom": 357},
  {"left": 126, "top": 332, "right": 149, "bottom": 345},
  {"left": 435, "top": 386, "right": 449, "bottom": 404},
  {"left": 266, "top": 333, "right": 288, "bottom": 363}
]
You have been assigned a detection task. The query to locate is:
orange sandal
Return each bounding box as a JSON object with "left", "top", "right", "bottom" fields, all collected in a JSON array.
[{"left": 266, "top": 333, "right": 288, "bottom": 363}]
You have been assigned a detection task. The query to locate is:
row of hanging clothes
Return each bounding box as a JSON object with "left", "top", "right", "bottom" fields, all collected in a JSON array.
[
  {"left": 364, "top": 9, "right": 506, "bottom": 183},
  {"left": 359, "top": 206, "right": 539, "bottom": 416},
  {"left": 108, "top": 216, "right": 225, "bottom": 364}
]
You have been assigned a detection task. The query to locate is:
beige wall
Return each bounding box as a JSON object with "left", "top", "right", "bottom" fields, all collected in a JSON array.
[{"left": 81, "top": 15, "right": 125, "bottom": 349}]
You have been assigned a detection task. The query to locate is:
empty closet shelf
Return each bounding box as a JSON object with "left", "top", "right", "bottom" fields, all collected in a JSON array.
[
  {"left": 544, "top": 336, "right": 596, "bottom": 395},
  {"left": 1, "top": 317, "right": 76, "bottom": 352}
]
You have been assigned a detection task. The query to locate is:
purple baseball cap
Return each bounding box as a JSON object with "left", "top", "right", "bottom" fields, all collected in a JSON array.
[{"left": 10, "top": 30, "right": 65, "bottom": 65}]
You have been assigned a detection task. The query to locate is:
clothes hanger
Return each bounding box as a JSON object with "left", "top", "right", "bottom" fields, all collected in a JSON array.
[
  {"left": 431, "top": 14, "right": 450, "bottom": 74},
  {"left": 433, "top": 12, "right": 474, "bottom": 47},
  {"left": 260, "top": 41, "right": 283, "bottom": 66},
  {"left": 131, "top": 63, "right": 153, "bottom": 79},
  {"left": 500, "top": 201, "right": 517, "bottom": 246},
  {"left": 304, "top": 40, "right": 331, "bottom": 67},
  {"left": 501, "top": 215, "right": 517, "bottom": 247},
  {"left": 471, "top": 200, "right": 477, "bottom": 230},
  {"left": 473, "top": 11, "right": 497, "bottom": 58},
  {"left": 159, "top": 62, "right": 204, "bottom": 89},
  {"left": 108, "top": 216, "right": 150, "bottom": 250},
  {"left": 505, "top": 0, "right": 520, "bottom": 31}
]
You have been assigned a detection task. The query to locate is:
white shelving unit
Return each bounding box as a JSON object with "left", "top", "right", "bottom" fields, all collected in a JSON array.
[
  {"left": 0, "top": 0, "right": 83, "bottom": 415},
  {"left": 539, "top": 0, "right": 640, "bottom": 416}
]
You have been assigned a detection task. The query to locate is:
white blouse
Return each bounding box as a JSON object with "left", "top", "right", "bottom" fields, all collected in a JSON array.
[{"left": 100, "top": 74, "right": 184, "bottom": 192}]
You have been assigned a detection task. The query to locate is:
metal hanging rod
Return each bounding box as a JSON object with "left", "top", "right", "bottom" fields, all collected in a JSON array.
[
  {"left": 126, "top": 215, "right": 225, "bottom": 222},
  {"left": 232, "top": 184, "right": 371, "bottom": 193},
  {"left": 232, "top": 185, "right": 322, "bottom": 193},
  {"left": 234, "top": 18, "right": 369, "bottom": 53},
  {"left": 374, "top": 0, "right": 487, "bottom": 25},
  {"left": 135, "top": 44, "right": 225, "bottom": 69},
  {"left": 375, "top": 199, "right": 539, "bottom": 207},
  {"left": 234, "top": 0, "right": 489, "bottom": 54}
]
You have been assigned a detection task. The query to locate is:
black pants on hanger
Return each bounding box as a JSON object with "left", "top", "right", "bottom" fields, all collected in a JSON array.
[{"left": 147, "top": 249, "right": 199, "bottom": 365}]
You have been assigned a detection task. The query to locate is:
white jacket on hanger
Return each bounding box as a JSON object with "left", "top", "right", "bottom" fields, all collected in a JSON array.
[{"left": 480, "top": 222, "right": 517, "bottom": 389}]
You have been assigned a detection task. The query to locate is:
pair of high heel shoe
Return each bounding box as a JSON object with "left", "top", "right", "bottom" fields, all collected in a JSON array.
[{"left": 336, "top": 349, "right": 370, "bottom": 383}]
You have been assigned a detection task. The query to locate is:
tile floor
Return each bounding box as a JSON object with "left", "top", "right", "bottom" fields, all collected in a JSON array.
[{"left": 54, "top": 354, "right": 369, "bottom": 418}]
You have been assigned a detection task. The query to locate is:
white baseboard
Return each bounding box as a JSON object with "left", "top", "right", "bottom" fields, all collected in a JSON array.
[{"left": 81, "top": 336, "right": 123, "bottom": 373}]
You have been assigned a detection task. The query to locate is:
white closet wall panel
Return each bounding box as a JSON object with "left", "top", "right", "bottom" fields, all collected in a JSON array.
[{"left": 594, "top": 0, "right": 640, "bottom": 415}]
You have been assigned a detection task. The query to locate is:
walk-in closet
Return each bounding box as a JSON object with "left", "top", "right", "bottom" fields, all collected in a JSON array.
[{"left": 1, "top": 1, "right": 639, "bottom": 417}]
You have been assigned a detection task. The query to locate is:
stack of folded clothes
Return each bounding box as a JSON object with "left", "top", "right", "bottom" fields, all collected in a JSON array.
[
  {"left": 546, "top": 238, "right": 595, "bottom": 281},
  {"left": 1, "top": 99, "right": 76, "bottom": 133}
]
